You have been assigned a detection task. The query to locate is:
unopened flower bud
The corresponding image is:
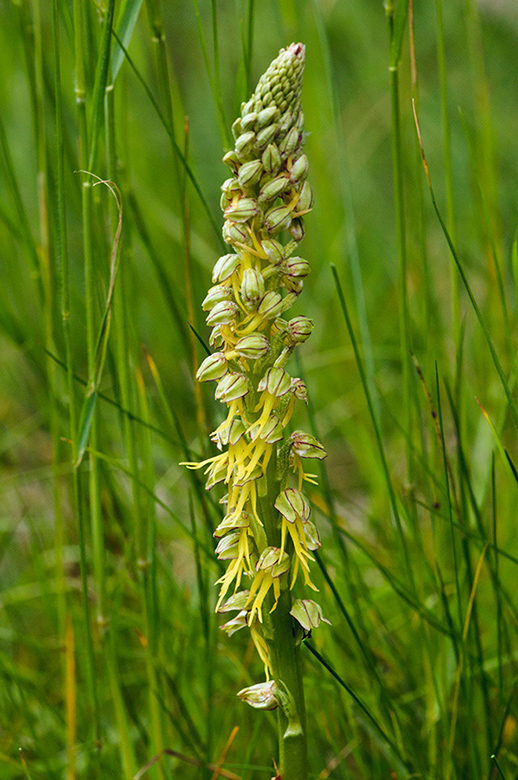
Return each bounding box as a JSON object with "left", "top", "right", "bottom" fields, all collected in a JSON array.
[
  {"left": 258, "top": 175, "right": 289, "bottom": 204},
  {"left": 215, "top": 372, "right": 249, "bottom": 402},
  {"left": 222, "top": 150, "right": 240, "bottom": 173},
  {"left": 202, "top": 284, "right": 233, "bottom": 311},
  {"left": 289, "top": 217, "right": 305, "bottom": 242},
  {"left": 261, "top": 238, "right": 284, "bottom": 264},
  {"left": 235, "top": 131, "right": 256, "bottom": 159},
  {"left": 258, "top": 290, "right": 284, "bottom": 319},
  {"left": 258, "top": 367, "right": 291, "bottom": 397},
  {"left": 295, "top": 110, "right": 305, "bottom": 132},
  {"left": 262, "top": 143, "right": 282, "bottom": 175},
  {"left": 256, "top": 105, "right": 279, "bottom": 129},
  {"left": 206, "top": 300, "right": 238, "bottom": 326},
  {"left": 296, "top": 180, "right": 313, "bottom": 212},
  {"left": 241, "top": 268, "right": 265, "bottom": 309},
  {"left": 237, "top": 681, "right": 279, "bottom": 710},
  {"left": 241, "top": 112, "right": 258, "bottom": 132},
  {"left": 209, "top": 325, "right": 223, "bottom": 348},
  {"left": 232, "top": 117, "right": 243, "bottom": 140},
  {"left": 264, "top": 205, "right": 292, "bottom": 235},
  {"left": 212, "top": 253, "right": 241, "bottom": 283},
  {"left": 275, "top": 487, "right": 311, "bottom": 523},
  {"left": 290, "top": 153, "right": 308, "bottom": 182},
  {"left": 291, "top": 377, "right": 308, "bottom": 403},
  {"left": 235, "top": 333, "right": 270, "bottom": 359},
  {"left": 279, "top": 126, "right": 300, "bottom": 158},
  {"left": 238, "top": 159, "right": 263, "bottom": 188},
  {"left": 256, "top": 124, "right": 278, "bottom": 150},
  {"left": 223, "top": 221, "right": 252, "bottom": 246},
  {"left": 224, "top": 197, "right": 259, "bottom": 223},
  {"left": 289, "top": 430, "right": 327, "bottom": 459},
  {"left": 290, "top": 599, "right": 330, "bottom": 632},
  {"left": 278, "top": 109, "right": 293, "bottom": 136},
  {"left": 286, "top": 315, "right": 313, "bottom": 343},
  {"left": 284, "top": 257, "right": 310, "bottom": 279},
  {"left": 196, "top": 352, "right": 227, "bottom": 382}
]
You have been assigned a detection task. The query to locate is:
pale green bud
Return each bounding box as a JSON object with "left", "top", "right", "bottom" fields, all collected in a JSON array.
[
  {"left": 235, "top": 130, "right": 256, "bottom": 159},
  {"left": 257, "top": 291, "right": 283, "bottom": 320},
  {"left": 215, "top": 372, "right": 249, "bottom": 402},
  {"left": 241, "top": 112, "right": 258, "bottom": 132},
  {"left": 232, "top": 117, "right": 243, "bottom": 140},
  {"left": 290, "top": 599, "right": 330, "bottom": 632},
  {"left": 261, "top": 238, "right": 285, "bottom": 264},
  {"left": 258, "top": 367, "right": 291, "bottom": 397},
  {"left": 209, "top": 325, "right": 223, "bottom": 348},
  {"left": 224, "top": 197, "right": 259, "bottom": 223},
  {"left": 289, "top": 430, "right": 327, "bottom": 459},
  {"left": 290, "top": 153, "right": 309, "bottom": 182},
  {"left": 238, "top": 159, "right": 263, "bottom": 188},
  {"left": 258, "top": 175, "right": 289, "bottom": 204},
  {"left": 221, "top": 177, "right": 240, "bottom": 195},
  {"left": 263, "top": 205, "right": 292, "bottom": 235},
  {"left": 296, "top": 180, "right": 313, "bottom": 212},
  {"left": 285, "top": 316, "right": 313, "bottom": 344},
  {"left": 202, "top": 284, "right": 233, "bottom": 311},
  {"left": 271, "top": 318, "right": 288, "bottom": 337},
  {"left": 212, "top": 253, "right": 241, "bottom": 283},
  {"left": 222, "top": 150, "right": 240, "bottom": 173},
  {"left": 223, "top": 221, "right": 252, "bottom": 246},
  {"left": 284, "top": 256, "right": 310, "bottom": 279},
  {"left": 291, "top": 377, "right": 308, "bottom": 403},
  {"left": 256, "top": 124, "right": 278, "bottom": 151},
  {"left": 278, "top": 109, "right": 294, "bottom": 136},
  {"left": 240, "top": 268, "right": 265, "bottom": 309},
  {"left": 237, "top": 681, "right": 279, "bottom": 710},
  {"left": 206, "top": 300, "right": 238, "bottom": 326},
  {"left": 289, "top": 217, "right": 305, "bottom": 242},
  {"left": 196, "top": 352, "right": 227, "bottom": 382},
  {"left": 275, "top": 487, "right": 311, "bottom": 524},
  {"left": 279, "top": 126, "right": 300, "bottom": 158},
  {"left": 262, "top": 143, "right": 282, "bottom": 176},
  {"left": 295, "top": 110, "right": 305, "bottom": 132},
  {"left": 256, "top": 105, "right": 279, "bottom": 129},
  {"left": 234, "top": 333, "right": 270, "bottom": 359}
]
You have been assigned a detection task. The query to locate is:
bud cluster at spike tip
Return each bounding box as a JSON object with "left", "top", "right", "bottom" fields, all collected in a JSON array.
[{"left": 181, "top": 43, "right": 329, "bottom": 694}]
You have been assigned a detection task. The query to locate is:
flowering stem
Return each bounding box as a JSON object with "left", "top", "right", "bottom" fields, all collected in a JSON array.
[
  {"left": 182, "top": 43, "right": 327, "bottom": 778},
  {"left": 259, "top": 459, "right": 307, "bottom": 778}
]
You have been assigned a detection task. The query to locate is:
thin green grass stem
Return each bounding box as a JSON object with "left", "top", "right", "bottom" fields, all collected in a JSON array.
[
  {"left": 387, "top": 6, "right": 412, "bottom": 485},
  {"left": 435, "top": 0, "right": 459, "bottom": 335}
]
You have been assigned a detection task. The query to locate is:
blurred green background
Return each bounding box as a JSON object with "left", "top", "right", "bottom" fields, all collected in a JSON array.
[{"left": 1, "top": 0, "right": 518, "bottom": 778}]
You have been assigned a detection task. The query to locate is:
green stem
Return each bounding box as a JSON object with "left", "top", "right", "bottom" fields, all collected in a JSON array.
[{"left": 259, "top": 463, "right": 308, "bottom": 780}]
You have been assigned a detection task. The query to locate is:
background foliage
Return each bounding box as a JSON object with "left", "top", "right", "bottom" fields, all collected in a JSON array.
[{"left": 1, "top": 0, "right": 518, "bottom": 778}]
